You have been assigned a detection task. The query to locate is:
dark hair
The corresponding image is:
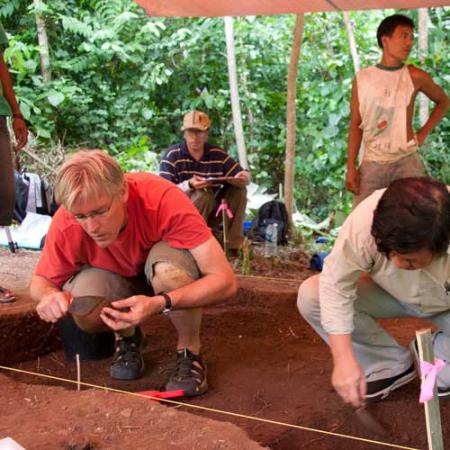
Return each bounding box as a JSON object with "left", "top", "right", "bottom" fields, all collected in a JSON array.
[
  {"left": 377, "top": 14, "right": 414, "bottom": 48},
  {"left": 371, "top": 177, "right": 450, "bottom": 257}
]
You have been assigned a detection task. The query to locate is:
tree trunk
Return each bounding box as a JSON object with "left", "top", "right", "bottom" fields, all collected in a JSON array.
[
  {"left": 224, "top": 16, "right": 248, "bottom": 169},
  {"left": 418, "top": 8, "right": 429, "bottom": 126},
  {"left": 33, "top": 0, "right": 51, "bottom": 83},
  {"left": 284, "top": 14, "right": 304, "bottom": 225},
  {"left": 343, "top": 11, "right": 360, "bottom": 73},
  {"left": 237, "top": 35, "right": 255, "bottom": 154}
]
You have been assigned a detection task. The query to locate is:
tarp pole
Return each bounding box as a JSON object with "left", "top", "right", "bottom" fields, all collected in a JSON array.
[{"left": 284, "top": 14, "right": 304, "bottom": 226}]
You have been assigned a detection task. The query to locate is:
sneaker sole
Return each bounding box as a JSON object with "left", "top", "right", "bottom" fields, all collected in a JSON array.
[
  {"left": 366, "top": 368, "right": 416, "bottom": 402},
  {"left": 438, "top": 390, "right": 450, "bottom": 400}
]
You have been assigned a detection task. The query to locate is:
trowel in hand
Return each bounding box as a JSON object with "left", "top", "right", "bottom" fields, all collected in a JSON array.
[{"left": 68, "top": 295, "right": 109, "bottom": 316}]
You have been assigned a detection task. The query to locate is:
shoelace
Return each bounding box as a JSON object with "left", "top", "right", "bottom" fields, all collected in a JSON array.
[{"left": 114, "top": 340, "right": 139, "bottom": 363}]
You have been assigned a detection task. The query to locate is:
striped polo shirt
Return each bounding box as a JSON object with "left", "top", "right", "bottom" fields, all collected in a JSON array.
[{"left": 160, "top": 140, "right": 243, "bottom": 185}]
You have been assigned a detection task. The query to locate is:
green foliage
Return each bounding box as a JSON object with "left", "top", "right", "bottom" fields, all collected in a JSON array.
[
  {"left": 115, "top": 135, "right": 159, "bottom": 172},
  {"left": 2, "top": 3, "right": 449, "bottom": 218}
]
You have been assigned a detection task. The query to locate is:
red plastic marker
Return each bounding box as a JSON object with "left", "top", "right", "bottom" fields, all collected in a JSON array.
[{"left": 138, "top": 389, "right": 185, "bottom": 401}]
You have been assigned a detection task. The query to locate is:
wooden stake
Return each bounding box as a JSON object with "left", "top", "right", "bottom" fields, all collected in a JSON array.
[
  {"left": 242, "top": 237, "right": 251, "bottom": 275},
  {"left": 221, "top": 199, "right": 229, "bottom": 256},
  {"left": 76, "top": 353, "right": 81, "bottom": 391},
  {"left": 416, "top": 329, "right": 444, "bottom": 450}
]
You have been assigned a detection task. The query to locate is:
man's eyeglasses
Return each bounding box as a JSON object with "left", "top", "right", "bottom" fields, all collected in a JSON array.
[{"left": 73, "top": 199, "right": 114, "bottom": 222}]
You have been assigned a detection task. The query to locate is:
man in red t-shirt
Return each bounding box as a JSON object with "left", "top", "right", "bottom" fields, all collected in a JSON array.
[{"left": 31, "top": 150, "right": 237, "bottom": 396}]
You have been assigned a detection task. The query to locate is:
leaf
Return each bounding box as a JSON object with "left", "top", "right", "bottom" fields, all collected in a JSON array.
[
  {"left": 142, "top": 109, "right": 153, "bottom": 120},
  {"left": 47, "top": 91, "right": 65, "bottom": 107},
  {"left": 24, "top": 59, "right": 38, "bottom": 72},
  {"left": 60, "top": 16, "right": 92, "bottom": 38},
  {"left": 19, "top": 102, "right": 30, "bottom": 120},
  {"left": 204, "top": 94, "right": 214, "bottom": 109},
  {"left": 36, "top": 127, "right": 51, "bottom": 139}
]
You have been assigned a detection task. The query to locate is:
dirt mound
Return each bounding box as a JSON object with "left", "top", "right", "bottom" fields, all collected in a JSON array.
[{"left": 1, "top": 246, "right": 449, "bottom": 449}]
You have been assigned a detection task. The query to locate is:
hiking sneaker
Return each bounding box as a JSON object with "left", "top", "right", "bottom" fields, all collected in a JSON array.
[
  {"left": 410, "top": 337, "right": 450, "bottom": 400},
  {"left": 110, "top": 328, "right": 145, "bottom": 380},
  {"left": 165, "top": 348, "right": 208, "bottom": 397},
  {"left": 366, "top": 364, "right": 416, "bottom": 403}
]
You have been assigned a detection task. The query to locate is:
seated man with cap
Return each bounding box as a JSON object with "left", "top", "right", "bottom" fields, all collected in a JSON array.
[
  {"left": 160, "top": 110, "right": 250, "bottom": 254},
  {"left": 31, "top": 149, "right": 237, "bottom": 396}
]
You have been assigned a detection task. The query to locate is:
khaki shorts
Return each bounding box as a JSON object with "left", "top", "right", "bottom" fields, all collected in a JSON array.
[
  {"left": 63, "top": 241, "right": 201, "bottom": 331},
  {"left": 353, "top": 152, "right": 425, "bottom": 207}
]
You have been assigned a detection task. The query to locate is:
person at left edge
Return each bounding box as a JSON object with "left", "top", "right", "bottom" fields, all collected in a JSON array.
[
  {"left": 31, "top": 150, "right": 237, "bottom": 396},
  {"left": 0, "top": 21, "right": 28, "bottom": 302}
]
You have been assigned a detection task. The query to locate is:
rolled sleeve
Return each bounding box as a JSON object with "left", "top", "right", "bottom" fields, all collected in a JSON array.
[
  {"left": 177, "top": 179, "right": 191, "bottom": 193},
  {"left": 319, "top": 207, "right": 376, "bottom": 335}
]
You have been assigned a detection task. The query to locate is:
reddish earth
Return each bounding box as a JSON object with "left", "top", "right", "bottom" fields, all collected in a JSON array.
[{"left": 0, "top": 246, "right": 449, "bottom": 450}]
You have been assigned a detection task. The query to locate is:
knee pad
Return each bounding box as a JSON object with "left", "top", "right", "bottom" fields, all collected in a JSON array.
[{"left": 152, "top": 262, "right": 195, "bottom": 294}]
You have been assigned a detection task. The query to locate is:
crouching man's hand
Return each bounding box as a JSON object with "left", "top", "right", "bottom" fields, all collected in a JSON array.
[
  {"left": 332, "top": 356, "right": 366, "bottom": 408},
  {"left": 329, "top": 334, "right": 366, "bottom": 408},
  {"left": 100, "top": 295, "right": 165, "bottom": 331},
  {"left": 36, "top": 291, "right": 72, "bottom": 323}
]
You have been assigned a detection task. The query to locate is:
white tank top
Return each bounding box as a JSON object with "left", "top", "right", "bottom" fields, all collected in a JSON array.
[{"left": 356, "top": 64, "right": 417, "bottom": 163}]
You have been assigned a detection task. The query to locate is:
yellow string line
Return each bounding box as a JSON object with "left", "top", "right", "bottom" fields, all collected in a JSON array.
[
  {"left": 0, "top": 365, "right": 419, "bottom": 450},
  {"left": 237, "top": 274, "right": 302, "bottom": 284}
]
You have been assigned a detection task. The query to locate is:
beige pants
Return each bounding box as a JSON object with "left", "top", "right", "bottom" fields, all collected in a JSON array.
[
  {"left": 64, "top": 241, "right": 200, "bottom": 332},
  {"left": 353, "top": 152, "right": 425, "bottom": 207},
  {"left": 189, "top": 185, "right": 247, "bottom": 249},
  {"left": 298, "top": 273, "right": 450, "bottom": 388}
]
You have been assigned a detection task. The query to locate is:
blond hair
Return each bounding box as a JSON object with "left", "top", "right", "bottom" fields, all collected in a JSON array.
[{"left": 55, "top": 150, "right": 125, "bottom": 211}]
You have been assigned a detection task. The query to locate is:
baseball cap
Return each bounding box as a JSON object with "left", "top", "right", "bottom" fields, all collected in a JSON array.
[{"left": 181, "top": 111, "right": 211, "bottom": 131}]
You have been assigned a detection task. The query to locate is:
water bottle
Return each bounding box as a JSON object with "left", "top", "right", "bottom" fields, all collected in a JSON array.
[{"left": 264, "top": 223, "right": 278, "bottom": 257}]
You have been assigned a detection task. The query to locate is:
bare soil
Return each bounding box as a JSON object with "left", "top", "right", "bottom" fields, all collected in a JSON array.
[{"left": 0, "top": 246, "right": 448, "bottom": 450}]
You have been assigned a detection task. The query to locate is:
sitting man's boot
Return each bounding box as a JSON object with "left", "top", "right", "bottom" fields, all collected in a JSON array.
[
  {"left": 110, "top": 327, "right": 145, "bottom": 380},
  {"left": 166, "top": 348, "right": 207, "bottom": 397}
]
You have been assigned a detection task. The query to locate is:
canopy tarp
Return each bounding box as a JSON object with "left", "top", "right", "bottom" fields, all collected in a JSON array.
[{"left": 134, "top": 0, "right": 450, "bottom": 17}]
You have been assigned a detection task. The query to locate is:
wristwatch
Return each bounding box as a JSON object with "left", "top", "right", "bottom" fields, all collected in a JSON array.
[{"left": 160, "top": 292, "right": 172, "bottom": 315}]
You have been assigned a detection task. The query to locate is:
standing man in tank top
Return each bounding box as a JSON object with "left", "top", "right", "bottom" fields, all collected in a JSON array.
[{"left": 345, "top": 14, "right": 449, "bottom": 207}]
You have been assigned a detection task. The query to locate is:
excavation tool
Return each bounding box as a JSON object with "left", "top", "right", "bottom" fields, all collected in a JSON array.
[
  {"left": 355, "top": 406, "right": 390, "bottom": 437},
  {"left": 68, "top": 295, "right": 110, "bottom": 315},
  {"left": 139, "top": 389, "right": 185, "bottom": 401}
]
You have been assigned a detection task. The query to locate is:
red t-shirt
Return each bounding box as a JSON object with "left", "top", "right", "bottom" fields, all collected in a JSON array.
[{"left": 34, "top": 173, "right": 212, "bottom": 287}]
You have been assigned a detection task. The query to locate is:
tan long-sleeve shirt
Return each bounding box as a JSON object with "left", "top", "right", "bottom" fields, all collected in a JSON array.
[{"left": 319, "top": 188, "right": 450, "bottom": 335}]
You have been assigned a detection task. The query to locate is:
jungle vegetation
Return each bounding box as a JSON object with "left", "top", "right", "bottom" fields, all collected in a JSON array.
[{"left": 1, "top": 1, "right": 449, "bottom": 219}]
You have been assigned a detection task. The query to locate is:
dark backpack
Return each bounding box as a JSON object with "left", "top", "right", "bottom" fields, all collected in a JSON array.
[
  {"left": 13, "top": 171, "right": 52, "bottom": 223},
  {"left": 14, "top": 171, "right": 29, "bottom": 222},
  {"left": 249, "top": 200, "right": 289, "bottom": 245}
]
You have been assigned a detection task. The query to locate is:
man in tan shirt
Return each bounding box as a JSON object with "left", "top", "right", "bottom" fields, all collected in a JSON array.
[{"left": 298, "top": 177, "right": 450, "bottom": 407}]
